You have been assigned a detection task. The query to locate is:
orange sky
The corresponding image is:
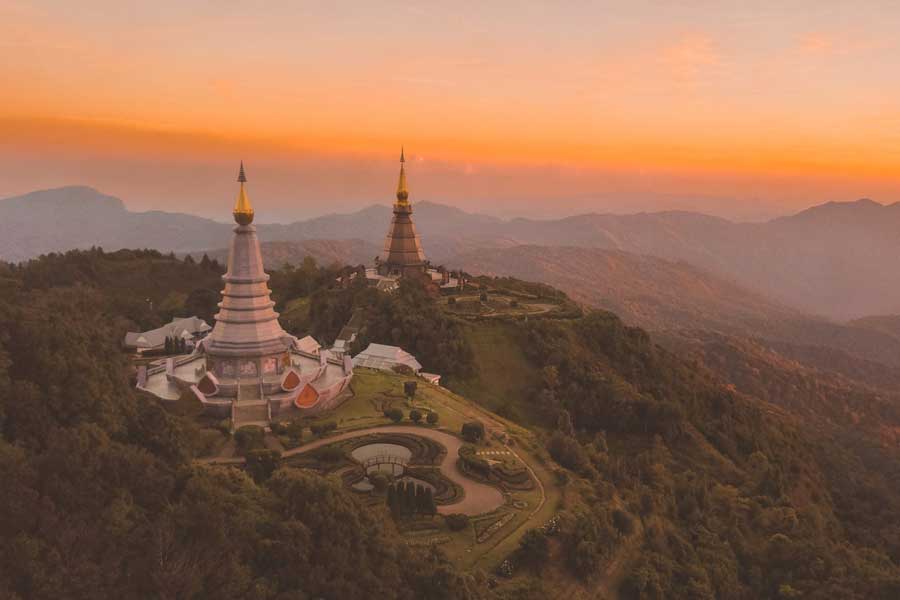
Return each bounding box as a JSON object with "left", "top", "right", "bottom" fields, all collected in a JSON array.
[{"left": 2, "top": 1, "right": 899, "bottom": 220}]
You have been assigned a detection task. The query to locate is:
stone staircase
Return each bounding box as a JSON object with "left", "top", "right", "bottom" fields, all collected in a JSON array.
[
  {"left": 232, "top": 380, "right": 270, "bottom": 430},
  {"left": 233, "top": 401, "right": 269, "bottom": 429}
]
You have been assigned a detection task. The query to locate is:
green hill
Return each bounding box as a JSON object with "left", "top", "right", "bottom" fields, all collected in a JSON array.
[
  {"left": 2, "top": 250, "right": 899, "bottom": 599},
  {"left": 439, "top": 280, "right": 900, "bottom": 599}
]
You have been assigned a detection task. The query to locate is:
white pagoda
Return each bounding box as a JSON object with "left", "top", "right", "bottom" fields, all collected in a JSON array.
[{"left": 137, "top": 164, "right": 353, "bottom": 428}]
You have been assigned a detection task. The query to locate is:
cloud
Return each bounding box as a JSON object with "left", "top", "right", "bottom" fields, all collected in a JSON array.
[
  {"left": 659, "top": 34, "right": 721, "bottom": 82},
  {"left": 798, "top": 32, "right": 835, "bottom": 55},
  {"left": 392, "top": 77, "right": 456, "bottom": 87},
  {"left": 796, "top": 30, "right": 895, "bottom": 57},
  {"left": 0, "top": 0, "right": 44, "bottom": 18}
]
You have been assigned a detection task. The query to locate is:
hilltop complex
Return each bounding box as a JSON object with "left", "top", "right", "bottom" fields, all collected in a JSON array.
[
  {"left": 138, "top": 164, "right": 353, "bottom": 428},
  {"left": 136, "top": 154, "right": 460, "bottom": 427}
]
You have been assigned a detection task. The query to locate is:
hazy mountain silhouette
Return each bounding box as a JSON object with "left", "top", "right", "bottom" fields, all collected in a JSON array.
[
  {"left": 448, "top": 244, "right": 800, "bottom": 333},
  {"left": 448, "top": 243, "right": 900, "bottom": 371},
  {"left": 4, "top": 185, "right": 900, "bottom": 319},
  {"left": 0, "top": 186, "right": 233, "bottom": 262},
  {"left": 191, "top": 239, "right": 381, "bottom": 270}
]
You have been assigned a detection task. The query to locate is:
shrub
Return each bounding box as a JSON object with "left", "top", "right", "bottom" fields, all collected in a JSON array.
[
  {"left": 215, "top": 419, "right": 232, "bottom": 437},
  {"left": 479, "top": 292, "right": 488, "bottom": 302},
  {"left": 191, "top": 428, "right": 225, "bottom": 457},
  {"left": 269, "top": 421, "right": 285, "bottom": 435},
  {"left": 426, "top": 411, "right": 439, "bottom": 425},
  {"left": 310, "top": 421, "right": 337, "bottom": 436},
  {"left": 404, "top": 380, "right": 417, "bottom": 400},
  {"left": 246, "top": 449, "right": 281, "bottom": 483},
  {"left": 384, "top": 408, "right": 404, "bottom": 423},
  {"left": 497, "top": 559, "right": 514, "bottom": 578},
  {"left": 318, "top": 445, "right": 344, "bottom": 463},
  {"left": 459, "top": 444, "right": 491, "bottom": 477},
  {"left": 547, "top": 431, "right": 589, "bottom": 473},
  {"left": 517, "top": 529, "right": 550, "bottom": 568},
  {"left": 234, "top": 425, "right": 265, "bottom": 456},
  {"left": 392, "top": 364, "right": 415, "bottom": 376},
  {"left": 409, "top": 409, "right": 423, "bottom": 424},
  {"left": 612, "top": 509, "right": 635, "bottom": 536},
  {"left": 510, "top": 300, "right": 519, "bottom": 308},
  {"left": 445, "top": 513, "right": 470, "bottom": 531},
  {"left": 461, "top": 420, "right": 485, "bottom": 443},
  {"left": 284, "top": 419, "right": 304, "bottom": 442},
  {"left": 448, "top": 297, "right": 457, "bottom": 306},
  {"left": 369, "top": 471, "right": 390, "bottom": 492}
]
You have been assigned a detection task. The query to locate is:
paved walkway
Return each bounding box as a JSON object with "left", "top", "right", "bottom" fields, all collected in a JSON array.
[
  {"left": 422, "top": 390, "right": 548, "bottom": 522},
  {"left": 205, "top": 425, "right": 506, "bottom": 516},
  {"left": 288, "top": 426, "right": 505, "bottom": 516}
]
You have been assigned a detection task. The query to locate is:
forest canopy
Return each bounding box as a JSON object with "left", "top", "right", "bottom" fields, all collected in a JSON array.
[
  {"left": 2, "top": 249, "right": 899, "bottom": 599},
  {"left": 0, "top": 250, "right": 483, "bottom": 599}
]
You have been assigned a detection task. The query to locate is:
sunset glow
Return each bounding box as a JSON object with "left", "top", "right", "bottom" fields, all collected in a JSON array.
[{"left": 3, "top": 1, "right": 900, "bottom": 220}]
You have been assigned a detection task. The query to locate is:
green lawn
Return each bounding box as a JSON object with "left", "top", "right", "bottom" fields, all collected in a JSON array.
[
  {"left": 286, "top": 367, "right": 561, "bottom": 568},
  {"left": 292, "top": 368, "right": 480, "bottom": 435},
  {"left": 440, "top": 292, "right": 563, "bottom": 319},
  {"left": 396, "top": 429, "right": 562, "bottom": 572},
  {"left": 449, "top": 321, "right": 542, "bottom": 423}
]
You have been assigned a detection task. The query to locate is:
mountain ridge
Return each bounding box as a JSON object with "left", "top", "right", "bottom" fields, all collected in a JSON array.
[{"left": 4, "top": 185, "right": 899, "bottom": 318}]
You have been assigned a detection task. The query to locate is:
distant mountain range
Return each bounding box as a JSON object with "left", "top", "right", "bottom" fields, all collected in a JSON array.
[
  {"left": 4, "top": 185, "right": 900, "bottom": 319},
  {"left": 193, "top": 238, "right": 900, "bottom": 369},
  {"left": 447, "top": 244, "right": 800, "bottom": 333},
  {"left": 190, "top": 239, "right": 380, "bottom": 270},
  {"left": 445, "top": 243, "right": 900, "bottom": 373}
]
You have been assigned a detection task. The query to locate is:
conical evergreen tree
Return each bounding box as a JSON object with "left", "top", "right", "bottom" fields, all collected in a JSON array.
[
  {"left": 396, "top": 481, "right": 407, "bottom": 514},
  {"left": 415, "top": 484, "right": 425, "bottom": 513},
  {"left": 387, "top": 484, "right": 399, "bottom": 518},
  {"left": 424, "top": 487, "right": 436, "bottom": 516},
  {"left": 406, "top": 482, "right": 417, "bottom": 515}
]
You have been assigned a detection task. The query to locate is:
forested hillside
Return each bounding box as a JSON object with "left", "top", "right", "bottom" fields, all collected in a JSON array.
[
  {"left": 274, "top": 265, "right": 900, "bottom": 597},
  {"left": 0, "top": 251, "right": 483, "bottom": 600},
  {"left": 447, "top": 244, "right": 799, "bottom": 333},
  {"left": 448, "top": 303, "right": 900, "bottom": 598},
  {"left": 1, "top": 249, "right": 899, "bottom": 599}
]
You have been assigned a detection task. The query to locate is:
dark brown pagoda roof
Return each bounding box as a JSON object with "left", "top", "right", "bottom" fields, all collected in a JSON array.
[{"left": 382, "top": 150, "right": 425, "bottom": 270}]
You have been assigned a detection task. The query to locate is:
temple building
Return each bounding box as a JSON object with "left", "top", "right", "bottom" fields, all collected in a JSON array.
[
  {"left": 137, "top": 164, "right": 353, "bottom": 428},
  {"left": 363, "top": 149, "right": 460, "bottom": 290},
  {"left": 377, "top": 148, "right": 427, "bottom": 278},
  {"left": 124, "top": 316, "right": 211, "bottom": 354}
]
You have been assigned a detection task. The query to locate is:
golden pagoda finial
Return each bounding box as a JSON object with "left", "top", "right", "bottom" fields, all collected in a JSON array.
[
  {"left": 396, "top": 147, "right": 409, "bottom": 205},
  {"left": 233, "top": 161, "right": 254, "bottom": 225}
]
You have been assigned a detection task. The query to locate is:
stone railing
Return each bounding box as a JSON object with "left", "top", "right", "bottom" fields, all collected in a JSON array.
[{"left": 362, "top": 454, "right": 410, "bottom": 471}]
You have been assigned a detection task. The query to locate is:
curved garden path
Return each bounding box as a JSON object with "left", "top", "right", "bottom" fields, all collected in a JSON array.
[
  {"left": 205, "top": 425, "right": 502, "bottom": 516},
  {"left": 286, "top": 425, "right": 504, "bottom": 515}
]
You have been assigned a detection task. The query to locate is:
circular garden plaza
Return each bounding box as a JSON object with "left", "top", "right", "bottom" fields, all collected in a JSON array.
[
  {"left": 193, "top": 367, "right": 560, "bottom": 569},
  {"left": 132, "top": 163, "right": 562, "bottom": 571}
]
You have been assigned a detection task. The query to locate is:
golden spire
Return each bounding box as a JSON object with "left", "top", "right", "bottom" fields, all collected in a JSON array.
[
  {"left": 396, "top": 147, "right": 409, "bottom": 205},
  {"left": 233, "top": 161, "right": 254, "bottom": 225}
]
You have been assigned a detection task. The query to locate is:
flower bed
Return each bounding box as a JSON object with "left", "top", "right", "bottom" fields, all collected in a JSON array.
[{"left": 473, "top": 511, "right": 517, "bottom": 543}]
